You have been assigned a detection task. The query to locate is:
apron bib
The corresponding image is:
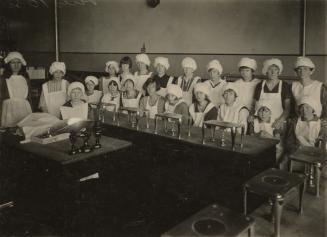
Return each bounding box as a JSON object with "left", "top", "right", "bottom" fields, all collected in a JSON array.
[
  {"left": 189, "top": 102, "right": 215, "bottom": 127},
  {"left": 145, "top": 97, "right": 160, "bottom": 119},
  {"left": 43, "top": 80, "right": 67, "bottom": 118}
]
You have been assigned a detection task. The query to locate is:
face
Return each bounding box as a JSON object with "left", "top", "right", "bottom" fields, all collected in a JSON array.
[
  {"left": 299, "top": 104, "right": 315, "bottom": 121},
  {"left": 209, "top": 68, "right": 220, "bottom": 80},
  {"left": 108, "top": 82, "right": 118, "bottom": 93},
  {"left": 137, "top": 61, "right": 147, "bottom": 71},
  {"left": 53, "top": 70, "right": 64, "bottom": 80},
  {"left": 9, "top": 58, "right": 22, "bottom": 73},
  {"left": 257, "top": 106, "right": 272, "bottom": 122},
  {"left": 239, "top": 67, "right": 253, "bottom": 81},
  {"left": 86, "top": 81, "right": 95, "bottom": 92},
  {"left": 223, "top": 89, "right": 236, "bottom": 105},
  {"left": 121, "top": 63, "right": 130, "bottom": 73},
  {"left": 108, "top": 65, "right": 117, "bottom": 76},
  {"left": 195, "top": 91, "right": 206, "bottom": 103},
  {"left": 167, "top": 94, "right": 178, "bottom": 104},
  {"left": 267, "top": 65, "right": 280, "bottom": 80},
  {"left": 124, "top": 80, "right": 134, "bottom": 91},
  {"left": 147, "top": 82, "right": 157, "bottom": 95},
  {"left": 70, "top": 88, "right": 83, "bottom": 102},
  {"left": 296, "top": 66, "right": 313, "bottom": 79},
  {"left": 183, "top": 67, "right": 194, "bottom": 77},
  {"left": 156, "top": 64, "right": 166, "bottom": 75}
]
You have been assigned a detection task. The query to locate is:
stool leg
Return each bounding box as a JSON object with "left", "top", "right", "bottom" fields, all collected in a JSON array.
[
  {"left": 273, "top": 195, "right": 284, "bottom": 237},
  {"left": 243, "top": 187, "right": 248, "bottom": 215},
  {"left": 315, "top": 164, "right": 321, "bottom": 197},
  {"left": 289, "top": 160, "right": 293, "bottom": 172},
  {"left": 298, "top": 182, "right": 305, "bottom": 214}
]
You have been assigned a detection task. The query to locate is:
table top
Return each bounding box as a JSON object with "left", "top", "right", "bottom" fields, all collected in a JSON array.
[{"left": 103, "top": 111, "right": 278, "bottom": 156}]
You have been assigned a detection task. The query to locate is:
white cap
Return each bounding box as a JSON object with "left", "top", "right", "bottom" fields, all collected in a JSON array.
[
  {"left": 224, "top": 83, "right": 239, "bottom": 97},
  {"left": 49, "top": 61, "right": 66, "bottom": 75},
  {"left": 299, "top": 96, "right": 320, "bottom": 116},
  {"left": 154, "top": 57, "right": 170, "bottom": 70},
  {"left": 136, "top": 53, "right": 151, "bottom": 66},
  {"left": 181, "top": 57, "right": 197, "bottom": 71},
  {"left": 237, "top": 57, "right": 257, "bottom": 71},
  {"left": 4, "top": 51, "right": 27, "bottom": 66},
  {"left": 262, "top": 58, "right": 283, "bottom": 75},
  {"left": 194, "top": 82, "right": 210, "bottom": 97},
  {"left": 255, "top": 100, "right": 274, "bottom": 118},
  {"left": 68, "top": 82, "right": 85, "bottom": 96},
  {"left": 85, "top": 76, "right": 98, "bottom": 86},
  {"left": 206, "top": 60, "right": 223, "bottom": 74},
  {"left": 108, "top": 77, "right": 121, "bottom": 90},
  {"left": 294, "top": 57, "right": 315, "bottom": 71},
  {"left": 166, "top": 84, "right": 183, "bottom": 99},
  {"left": 105, "top": 61, "right": 119, "bottom": 73}
]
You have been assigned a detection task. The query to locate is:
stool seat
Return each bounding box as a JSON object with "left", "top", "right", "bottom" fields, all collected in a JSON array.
[
  {"left": 161, "top": 203, "right": 254, "bottom": 237},
  {"left": 289, "top": 146, "right": 326, "bottom": 166}
]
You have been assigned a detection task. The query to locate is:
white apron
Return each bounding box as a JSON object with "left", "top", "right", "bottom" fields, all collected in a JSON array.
[
  {"left": 1, "top": 75, "right": 32, "bottom": 127},
  {"left": 254, "top": 118, "right": 274, "bottom": 136},
  {"left": 189, "top": 102, "right": 215, "bottom": 127},
  {"left": 292, "top": 80, "right": 322, "bottom": 117},
  {"left": 204, "top": 79, "right": 227, "bottom": 107},
  {"left": 218, "top": 102, "right": 244, "bottom": 124},
  {"left": 101, "top": 93, "right": 120, "bottom": 112},
  {"left": 60, "top": 102, "right": 88, "bottom": 120},
  {"left": 255, "top": 80, "right": 283, "bottom": 120},
  {"left": 86, "top": 90, "right": 102, "bottom": 105},
  {"left": 42, "top": 79, "right": 67, "bottom": 118},
  {"left": 295, "top": 118, "right": 321, "bottom": 147},
  {"left": 122, "top": 92, "right": 142, "bottom": 108},
  {"left": 145, "top": 97, "right": 160, "bottom": 119},
  {"left": 134, "top": 71, "right": 153, "bottom": 92},
  {"left": 234, "top": 78, "right": 260, "bottom": 109}
]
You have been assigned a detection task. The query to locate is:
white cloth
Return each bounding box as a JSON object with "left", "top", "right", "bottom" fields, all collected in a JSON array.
[
  {"left": 254, "top": 117, "right": 274, "bottom": 136},
  {"left": 60, "top": 102, "right": 88, "bottom": 120},
  {"left": 255, "top": 80, "right": 283, "bottom": 120},
  {"left": 85, "top": 76, "right": 99, "bottom": 86},
  {"left": 166, "top": 84, "right": 183, "bottom": 99},
  {"left": 86, "top": 90, "right": 102, "bottom": 105},
  {"left": 292, "top": 80, "right": 322, "bottom": 117},
  {"left": 237, "top": 57, "right": 257, "bottom": 71},
  {"left": 49, "top": 62, "right": 66, "bottom": 75},
  {"left": 204, "top": 79, "right": 227, "bottom": 107},
  {"left": 154, "top": 57, "right": 170, "bottom": 70},
  {"left": 105, "top": 61, "right": 119, "bottom": 73},
  {"left": 189, "top": 102, "right": 215, "bottom": 127},
  {"left": 4, "top": 52, "right": 26, "bottom": 65},
  {"left": 68, "top": 82, "right": 85, "bottom": 96},
  {"left": 234, "top": 79, "right": 260, "bottom": 110},
  {"left": 194, "top": 82, "right": 210, "bottom": 96},
  {"left": 42, "top": 79, "right": 68, "bottom": 118},
  {"left": 145, "top": 97, "right": 160, "bottom": 119},
  {"left": 134, "top": 71, "right": 153, "bottom": 92},
  {"left": 120, "top": 73, "right": 135, "bottom": 86},
  {"left": 101, "top": 92, "right": 120, "bottom": 111},
  {"left": 102, "top": 77, "right": 120, "bottom": 94},
  {"left": 262, "top": 58, "right": 283, "bottom": 75},
  {"left": 295, "top": 117, "right": 321, "bottom": 147},
  {"left": 294, "top": 57, "right": 315, "bottom": 71},
  {"left": 135, "top": 54, "right": 151, "bottom": 66},
  {"left": 122, "top": 92, "right": 141, "bottom": 109},
  {"left": 181, "top": 57, "right": 197, "bottom": 71},
  {"left": 1, "top": 75, "right": 32, "bottom": 127},
  {"left": 206, "top": 60, "right": 223, "bottom": 74},
  {"left": 218, "top": 102, "right": 249, "bottom": 132}
]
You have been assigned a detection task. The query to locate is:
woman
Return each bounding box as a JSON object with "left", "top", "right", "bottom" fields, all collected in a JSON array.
[
  {"left": 99, "top": 61, "right": 119, "bottom": 94},
  {"left": 134, "top": 53, "right": 153, "bottom": 93},
  {"left": 121, "top": 77, "right": 142, "bottom": 109},
  {"left": 60, "top": 82, "right": 89, "bottom": 120},
  {"left": 233, "top": 57, "right": 260, "bottom": 111},
  {"left": 119, "top": 56, "right": 134, "bottom": 85},
  {"left": 253, "top": 58, "right": 291, "bottom": 130},
  {"left": 189, "top": 82, "right": 218, "bottom": 127},
  {"left": 153, "top": 57, "right": 174, "bottom": 97},
  {"left": 84, "top": 76, "right": 102, "bottom": 105},
  {"left": 39, "top": 61, "right": 69, "bottom": 118},
  {"left": 164, "top": 84, "right": 189, "bottom": 119},
  {"left": 218, "top": 83, "right": 249, "bottom": 133},
  {"left": 292, "top": 57, "right": 327, "bottom": 119},
  {"left": 139, "top": 77, "right": 165, "bottom": 119},
  {"left": 1, "top": 52, "right": 32, "bottom": 127},
  {"left": 168, "top": 57, "right": 201, "bottom": 106},
  {"left": 204, "top": 59, "right": 227, "bottom": 107},
  {"left": 101, "top": 77, "right": 121, "bottom": 112}
]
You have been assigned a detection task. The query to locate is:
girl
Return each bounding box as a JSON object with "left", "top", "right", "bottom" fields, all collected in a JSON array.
[
  {"left": 99, "top": 61, "right": 119, "bottom": 94},
  {"left": 39, "top": 61, "right": 69, "bottom": 118},
  {"left": 218, "top": 83, "right": 249, "bottom": 133},
  {"left": 121, "top": 77, "right": 142, "bottom": 109},
  {"left": 204, "top": 59, "right": 227, "bottom": 107},
  {"left": 168, "top": 57, "right": 201, "bottom": 106},
  {"left": 189, "top": 82, "right": 218, "bottom": 127},
  {"left": 119, "top": 56, "right": 134, "bottom": 85},
  {"left": 101, "top": 77, "right": 121, "bottom": 112},
  {"left": 234, "top": 57, "right": 260, "bottom": 111},
  {"left": 253, "top": 58, "right": 291, "bottom": 131},
  {"left": 292, "top": 57, "right": 327, "bottom": 119},
  {"left": 134, "top": 53, "right": 153, "bottom": 93},
  {"left": 153, "top": 57, "right": 174, "bottom": 97},
  {"left": 1, "top": 52, "right": 32, "bottom": 127},
  {"left": 165, "top": 84, "right": 189, "bottom": 120},
  {"left": 84, "top": 76, "right": 102, "bottom": 105},
  {"left": 60, "top": 82, "right": 89, "bottom": 120},
  {"left": 139, "top": 77, "right": 165, "bottom": 119}
]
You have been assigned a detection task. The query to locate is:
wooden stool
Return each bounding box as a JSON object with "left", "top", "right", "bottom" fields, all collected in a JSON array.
[
  {"left": 289, "top": 146, "right": 326, "bottom": 197},
  {"left": 243, "top": 168, "right": 305, "bottom": 237},
  {"left": 161, "top": 203, "right": 254, "bottom": 237}
]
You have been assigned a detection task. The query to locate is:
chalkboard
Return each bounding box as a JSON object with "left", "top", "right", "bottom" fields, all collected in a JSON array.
[{"left": 58, "top": 0, "right": 301, "bottom": 54}]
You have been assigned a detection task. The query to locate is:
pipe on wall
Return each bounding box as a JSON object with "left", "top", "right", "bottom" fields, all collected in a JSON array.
[{"left": 54, "top": 0, "right": 59, "bottom": 61}]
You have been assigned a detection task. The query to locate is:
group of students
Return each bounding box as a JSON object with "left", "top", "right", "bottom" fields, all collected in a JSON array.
[{"left": 0, "top": 51, "right": 326, "bottom": 164}]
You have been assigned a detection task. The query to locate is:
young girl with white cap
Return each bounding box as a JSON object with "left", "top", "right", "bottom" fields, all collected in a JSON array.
[
  {"left": 100, "top": 61, "right": 120, "bottom": 94},
  {"left": 84, "top": 76, "right": 102, "bottom": 105},
  {"left": 153, "top": 57, "right": 174, "bottom": 97},
  {"left": 121, "top": 76, "right": 142, "bottom": 109},
  {"left": 134, "top": 53, "right": 153, "bottom": 93},
  {"left": 119, "top": 56, "right": 134, "bottom": 84},
  {"left": 164, "top": 84, "right": 189, "bottom": 120},
  {"left": 39, "top": 61, "right": 69, "bottom": 118},
  {"left": 101, "top": 77, "right": 121, "bottom": 112}
]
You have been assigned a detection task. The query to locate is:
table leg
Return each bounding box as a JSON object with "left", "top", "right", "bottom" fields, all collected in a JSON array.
[
  {"left": 289, "top": 160, "right": 293, "bottom": 172},
  {"left": 315, "top": 164, "right": 321, "bottom": 197},
  {"left": 298, "top": 182, "right": 305, "bottom": 214},
  {"left": 243, "top": 187, "right": 248, "bottom": 215},
  {"left": 274, "top": 195, "right": 284, "bottom": 237}
]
